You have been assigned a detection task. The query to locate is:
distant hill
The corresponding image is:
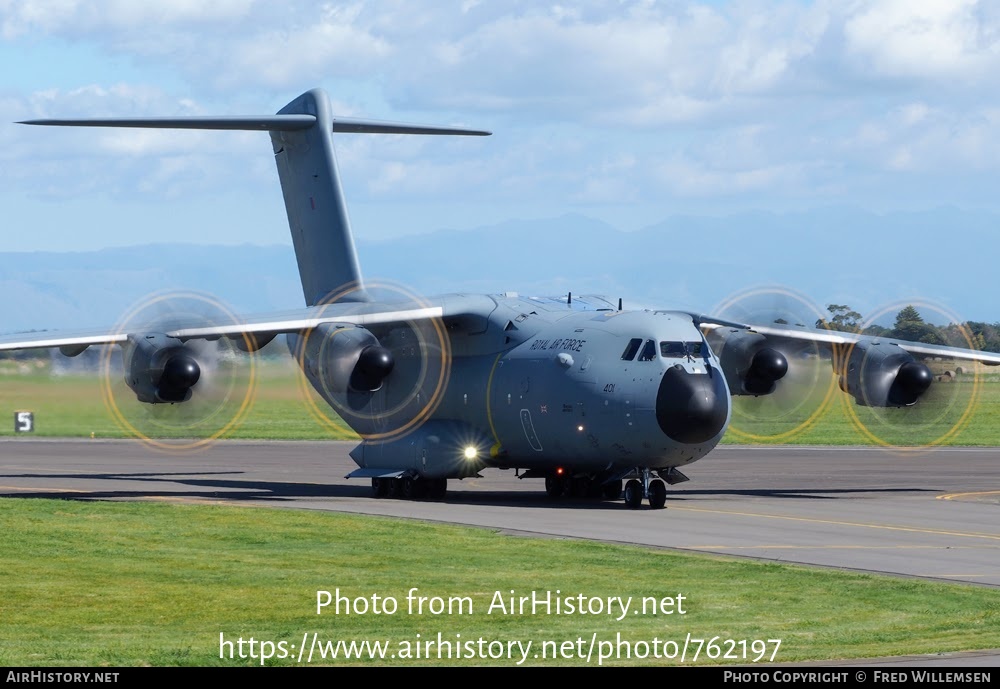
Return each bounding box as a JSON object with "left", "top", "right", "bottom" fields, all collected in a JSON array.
[
  {"left": 1, "top": 243, "right": 301, "bottom": 332},
  {"left": 3, "top": 207, "right": 999, "bottom": 334}
]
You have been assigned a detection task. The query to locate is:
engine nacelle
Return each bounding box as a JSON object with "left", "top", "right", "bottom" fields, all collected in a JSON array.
[
  {"left": 839, "top": 340, "right": 933, "bottom": 407},
  {"left": 706, "top": 328, "right": 788, "bottom": 396},
  {"left": 122, "top": 333, "right": 201, "bottom": 404},
  {"left": 294, "top": 324, "right": 394, "bottom": 395}
]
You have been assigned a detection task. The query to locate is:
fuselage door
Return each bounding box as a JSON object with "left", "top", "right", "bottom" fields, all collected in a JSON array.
[{"left": 519, "top": 409, "right": 543, "bottom": 452}]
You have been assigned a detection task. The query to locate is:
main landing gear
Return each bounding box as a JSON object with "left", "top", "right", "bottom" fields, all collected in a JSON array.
[
  {"left": 372, "top": 476, "right": 447, "bottom": 501},
  {"left": 544, "top": 475, "right": 622, "bottom": 500}
]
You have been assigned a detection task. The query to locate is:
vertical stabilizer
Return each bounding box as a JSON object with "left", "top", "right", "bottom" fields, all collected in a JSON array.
[{"left": 271, "top": 89, "right": 366, "bottom": 305}]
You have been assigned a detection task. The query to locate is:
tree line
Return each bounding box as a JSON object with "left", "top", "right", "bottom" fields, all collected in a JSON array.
[{"left": 815, "top": 304, "right": 1000, "bottom": 352}]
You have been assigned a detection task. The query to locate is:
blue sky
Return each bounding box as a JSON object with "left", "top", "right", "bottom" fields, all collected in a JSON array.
[{"left": 2, "top": 1, "right": 1000, "bottom": 321}]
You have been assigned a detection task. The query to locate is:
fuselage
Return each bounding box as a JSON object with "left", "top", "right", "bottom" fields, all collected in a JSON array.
[{"left": 298, "top": 293, "right": 733, "bottom": 480}]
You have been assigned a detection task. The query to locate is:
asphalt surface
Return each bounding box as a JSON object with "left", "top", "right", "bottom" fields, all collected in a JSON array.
[{"left": 3, "top": 438, "right": 999, "bottom": 667}]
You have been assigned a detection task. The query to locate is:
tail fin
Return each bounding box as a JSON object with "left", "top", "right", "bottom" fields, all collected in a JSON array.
[
  {"left": 271, "top": 89, "right": 365, "bottom": 305},
  {"left": 20, "top": 88, "right": 490, "bottom": 306}
]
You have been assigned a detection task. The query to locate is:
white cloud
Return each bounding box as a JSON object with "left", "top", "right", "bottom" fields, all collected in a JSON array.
[
  {"left": 0, "top": 0, "right": 253, "bottom": 38},
  {"left": 653, "top": 155, "right": 807, "bottom": 197},
  {"left": 391, "top": 3, "right": 826, "bottom": 123},
  {"left": 887, "top": 147, "right": 913, "bottom": 171},
  {"left": 845, "top": 104, "right": 1000, "bottom": 172},
  {"left": 898, "top": 103, "right": 930, "bottom": 127},
  {"left": 843, "top": 0, "right": 1000, "bottom": 82},
  {"left": 3, "top": 0, "right": 1000, "bottom": 229},
  {"left": 209, "top": 4, "right": 393, "bottom": 89}
]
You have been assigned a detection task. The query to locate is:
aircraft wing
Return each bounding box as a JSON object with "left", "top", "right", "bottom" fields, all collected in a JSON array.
[
  {"left": 0, "top": 295, "right": 494, "bottom": 354},
  {"left": 746, "top": 325, "right": 1000, "bottom": 365},
  {"left": 697, "top": 317, "right": 1000, "bottom": 365}
]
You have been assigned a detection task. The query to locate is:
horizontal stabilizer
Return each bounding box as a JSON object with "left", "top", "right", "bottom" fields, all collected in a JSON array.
[
  {"left": 330, "top": 117, "right": 490, "bottom": 136},
  {"left": 19, "top": 116, "right": 491, "bottom": 137},
  {"left": 18, "top": 116, "right": 317, "bottom": 131}
]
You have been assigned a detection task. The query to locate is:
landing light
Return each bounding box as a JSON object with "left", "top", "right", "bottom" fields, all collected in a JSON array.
[
  {"left": 577, "top": 425, "right": 585, "bottom": 432},
  {"left": 463, "top": 446, "right": 478, "bottom": 460}
]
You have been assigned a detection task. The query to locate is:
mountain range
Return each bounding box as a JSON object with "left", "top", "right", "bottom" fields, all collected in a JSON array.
[{"left": 4, "top": 208, "right": 997, "bottom": 335}]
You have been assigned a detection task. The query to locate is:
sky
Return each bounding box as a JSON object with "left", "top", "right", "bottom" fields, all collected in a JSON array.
[{"left": 2, "top": 0, "right": 1000, "bottom": 321}]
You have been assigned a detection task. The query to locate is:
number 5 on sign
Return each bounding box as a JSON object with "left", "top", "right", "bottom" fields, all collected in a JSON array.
[{"left": 15, "top": 411, "right": 34, "bottom": 433}]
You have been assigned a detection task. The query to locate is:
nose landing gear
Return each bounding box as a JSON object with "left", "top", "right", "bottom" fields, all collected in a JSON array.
[{"left": 624, "top": 468, "right": 668, "bottom": 510}]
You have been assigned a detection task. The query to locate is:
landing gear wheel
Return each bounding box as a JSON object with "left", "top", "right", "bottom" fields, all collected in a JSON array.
[
  {"left": 624, "top": 479, "right": 643, "bottom": 509},
  {"left": 570, "top": 477, "right": 591, "bottom": 498},
  {"left": 648, "top": 479, "right": 667, "bottom": 509},
  {"left": 401, "top": 476, "right": 426, "bottom": 500},
  {"left": 372, "top": 477, "right": 389, "bottom": 498},
  {"left": 427, "top": 478, "right": 447, "bottom": 500},
  {"left": 545, "top": 476, "right": 565, "bottom": 498},
  {"left": 602, "top": 480, "right": 623, "bottom": 501},
  {"left": 388, "top": 478, "right": 402, "bottom": 499}
]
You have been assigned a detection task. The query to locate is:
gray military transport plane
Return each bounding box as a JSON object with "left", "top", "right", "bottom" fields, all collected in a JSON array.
[{"left": 4, "top": 88, "right": 1000, "bottom": 509}]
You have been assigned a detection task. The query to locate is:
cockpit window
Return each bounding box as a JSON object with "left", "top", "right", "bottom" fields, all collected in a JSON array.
[
  {"left": 660, "top": 341, "right": 703, "bottom": 358},
  {"left": 637, "top": 339, "right": 657, "bottom": 362},
  {"left": 620, "top": 338, "right": 642, "bottom": 361}
]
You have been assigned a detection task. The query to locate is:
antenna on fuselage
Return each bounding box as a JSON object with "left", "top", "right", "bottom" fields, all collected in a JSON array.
[
  {"left": 567, "top": 291, "right": 572, "bottom": 306},
  {"left": 618, "top": 297, "right": 623, "bottom": 311}
]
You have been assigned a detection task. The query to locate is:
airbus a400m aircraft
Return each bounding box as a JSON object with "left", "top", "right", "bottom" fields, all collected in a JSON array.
[{"left": 5, "top": 88, "right": 1000, "bottom": 510}]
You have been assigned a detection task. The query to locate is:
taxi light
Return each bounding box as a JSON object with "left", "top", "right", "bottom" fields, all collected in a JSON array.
[{"left": 463, "top": 446, "right": 478, "bottom": 460}]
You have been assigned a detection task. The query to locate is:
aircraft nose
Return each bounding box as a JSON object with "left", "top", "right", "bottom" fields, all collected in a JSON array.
[{"left": 655, "top": 364, "right": 729, "bottom": 444}]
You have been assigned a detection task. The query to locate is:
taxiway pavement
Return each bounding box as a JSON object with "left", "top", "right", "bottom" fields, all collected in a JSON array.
[{"left": 2, "top": 439, "right": 998, "bottom": 587}]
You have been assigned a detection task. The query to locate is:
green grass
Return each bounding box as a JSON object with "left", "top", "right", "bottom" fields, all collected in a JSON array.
[
  {"left": 0, "top": 359, "right": 355, "bottom": 441},
  {"left": 2, "top": 498, "right": 999, "bottom": 667}
]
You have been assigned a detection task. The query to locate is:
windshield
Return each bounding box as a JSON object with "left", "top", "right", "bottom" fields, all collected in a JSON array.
[{"left": 660, "top": 341, "right": 703, "bottom": 359}]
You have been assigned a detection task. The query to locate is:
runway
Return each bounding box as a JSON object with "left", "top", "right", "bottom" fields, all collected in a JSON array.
[{"left": 2, "top": 438, "right": 999, "bottom": 587}]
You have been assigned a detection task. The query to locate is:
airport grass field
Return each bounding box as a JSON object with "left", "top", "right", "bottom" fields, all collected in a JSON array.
[
  {"left": 3, "top": 356, "right": 1000, "bottom": 666},
  {"left": 2, "top": 498, "right": 1000, "bottom": 667}
]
